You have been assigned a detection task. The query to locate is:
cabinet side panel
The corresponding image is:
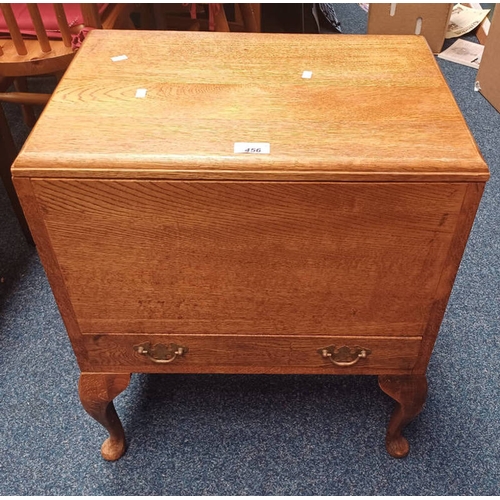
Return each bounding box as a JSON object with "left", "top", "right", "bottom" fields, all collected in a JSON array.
[
  {"left": 12, "top": 177, "right": 88, "bottom": 368},
  {"left": 31, "top": 180, "right": 466, "bottom": 339},
  {"left": 413, "top": 182, "right": 485, "bottom": 373}
]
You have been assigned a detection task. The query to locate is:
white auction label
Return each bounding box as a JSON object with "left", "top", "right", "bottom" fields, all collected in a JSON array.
[
  {"left": 234, "top": 142, "right": 270, "bottom": 154},
  {"left": 111, "top": 54, "right": 128, "bottom": 62}
]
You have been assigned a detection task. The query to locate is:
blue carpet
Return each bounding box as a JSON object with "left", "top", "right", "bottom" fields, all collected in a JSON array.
[{"left": 1, "top": 5, "right": 499, "bottom": 495}]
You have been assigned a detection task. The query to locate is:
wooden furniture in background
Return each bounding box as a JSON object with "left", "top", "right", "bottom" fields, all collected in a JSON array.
[
  {"left": 12, "top": 30, "right": 489, "bottom": 460},
  {"left": 0, "top": 4, "right": 134, "bottom": 119},
  {"left": 0, "top": 3, "right": 133, "bottom": 243},
  {"left": 146, "top": 3, "right": 260, "bottom": 32}
]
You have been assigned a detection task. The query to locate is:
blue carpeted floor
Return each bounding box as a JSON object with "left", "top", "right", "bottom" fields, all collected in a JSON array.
[{"left": 1, "top": 4, "right": 499, "bottom": 495}]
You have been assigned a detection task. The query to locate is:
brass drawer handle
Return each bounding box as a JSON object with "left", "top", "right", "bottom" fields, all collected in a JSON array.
[
  {"left": 134, "top": 342, "right": 188, "bottom": 364},
  {"left": 318, "top": 345, "right": 371, "bottom": 367}
]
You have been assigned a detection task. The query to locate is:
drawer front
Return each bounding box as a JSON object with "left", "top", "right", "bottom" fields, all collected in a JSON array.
[
  {"left": 33, "top": 180, "right": 464, "bottom": 338},
  {"left": 82, "top": 335, "right": 422, "bottom": 375}
]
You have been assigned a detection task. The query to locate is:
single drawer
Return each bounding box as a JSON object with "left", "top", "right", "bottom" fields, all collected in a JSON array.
[{"left": 82, "top": 334, "right": 422, "bottom": 375}]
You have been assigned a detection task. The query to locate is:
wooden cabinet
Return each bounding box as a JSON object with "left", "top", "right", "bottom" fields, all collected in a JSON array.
[{"left": 12, "top": 30, "right": 489, "bottom": 460}]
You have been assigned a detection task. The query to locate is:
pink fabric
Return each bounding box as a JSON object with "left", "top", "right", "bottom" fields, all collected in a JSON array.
[
  {"left": 0, "top": 4, "right": 108, "bottom": 39},
  {"left": 71, "top": 27, "right": 93, "bottom": 50},
  {"left": 184, "top": 3, "right": 222, "bottom": 31}
]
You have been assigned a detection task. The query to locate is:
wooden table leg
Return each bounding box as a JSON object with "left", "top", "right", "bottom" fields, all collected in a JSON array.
[
  {"left": 78, "top": 372, "right": 131, "bottom": 461},
  {"left": 378, "top": 374, "right": 428, "bottom": 458}
]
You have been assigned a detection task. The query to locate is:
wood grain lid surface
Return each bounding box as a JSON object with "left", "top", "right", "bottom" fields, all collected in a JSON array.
[{"left": 13, "top": 30, "right": 489, "bottom": 181}]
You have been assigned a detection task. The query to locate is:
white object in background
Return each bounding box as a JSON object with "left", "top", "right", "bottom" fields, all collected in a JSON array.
[
  {"left": 135, "top": 89, "right": 147, "bottom": 98},
  {"left": 445, "top": 3, "right": 490, "bottom": 39},
  {"left": 302, "top": 71, "right": 313, "bottom": 79},
  {"left": 438, "top": 39, "right": 484, "bottom": 69}
]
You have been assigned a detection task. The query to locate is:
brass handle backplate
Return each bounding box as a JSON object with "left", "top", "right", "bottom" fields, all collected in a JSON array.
[
  {"left": 134, "top": 342, "right": 188, "bottom": 364},
  {"left": 318, "top": 345, "right": 371, "bottom": 367}
]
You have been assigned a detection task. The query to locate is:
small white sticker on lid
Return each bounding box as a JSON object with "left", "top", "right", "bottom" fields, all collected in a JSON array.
[
  {"left": 302, "top": 70, "right": 313, "bottom": 79},
  {"left": 135, "top": 88, "right": 147, "bottom": 98},
  {"left": 111, "top": 54, "right": 128, "bottom": 62},
  {"left": 234, "top": 142, "right": 270, "bottom": 154}
]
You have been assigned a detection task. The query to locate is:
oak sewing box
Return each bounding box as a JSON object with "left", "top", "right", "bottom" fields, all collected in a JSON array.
[{"left": 12, "top": 30, "right": 489, "bottom": 460}]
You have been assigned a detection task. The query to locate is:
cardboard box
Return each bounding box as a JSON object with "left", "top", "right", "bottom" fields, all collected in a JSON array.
[
  {"left": 476, "top": 9, "right": 500, "bottom": 113},
  {"left": 368, "top": 3, "right": 453, "bottom": 53}
]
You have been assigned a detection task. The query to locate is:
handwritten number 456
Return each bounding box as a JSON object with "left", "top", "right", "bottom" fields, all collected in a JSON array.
[{"left": 244, "top": 148, "right": 261, "bottom": 153}]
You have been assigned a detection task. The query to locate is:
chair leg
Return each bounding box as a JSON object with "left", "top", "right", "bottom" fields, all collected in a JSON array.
[
  {"left": 152, "top": 4, "right": 167, "bottom": 30},
  {"left": 238, "top": 4, "right": 260, "bottom": 32},
  {"left": 133, "top": 4, "right": 155, "bottom": 30},
  {"left": 0, "top": 103, "right": 34, "bottom": 246},
  {"left": 213, "top": 5, "right": 230, "bottom": 31},
  {"left": 14, "top": 78, "right": 37, "bottom": 128}
]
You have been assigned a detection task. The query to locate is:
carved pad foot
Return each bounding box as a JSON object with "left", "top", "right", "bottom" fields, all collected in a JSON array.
[
  {"left": 378, "top": 374, "right": 428, "bottom": 458},
  {"left": 101, "top": 436, "right": 127, "bottom": 461},
  {"left": 78, "top": 373, "right": 131, "bottom": 461}
]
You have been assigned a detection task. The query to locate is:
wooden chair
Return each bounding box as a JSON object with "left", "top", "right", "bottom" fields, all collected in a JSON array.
[
  {"left": 147, "top": 4, "right": 260, "bottom": 33},
  {"left": 0, "top": 3, "right": 134, "bottom": 244}
]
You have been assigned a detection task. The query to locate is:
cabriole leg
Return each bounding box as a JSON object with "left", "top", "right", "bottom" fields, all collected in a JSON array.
[
  {"left": 378, "top": 374, "right": 428, "bottom": 458},
  {"left": 78, "top": 372, "right": 131, "bottom": 461}
]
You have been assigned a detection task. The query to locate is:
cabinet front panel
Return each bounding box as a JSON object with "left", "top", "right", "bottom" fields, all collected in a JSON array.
[
  {"left": 83, "top": 334, "right": 422, "bottom": 374},
  {"left": 33, "top": 180, "right": 465, "bottom": 337}
]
